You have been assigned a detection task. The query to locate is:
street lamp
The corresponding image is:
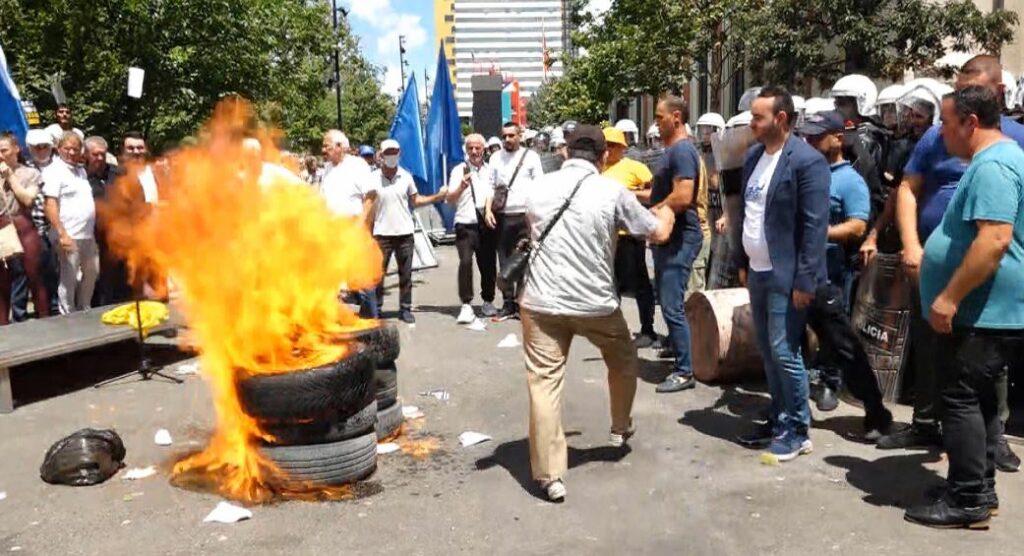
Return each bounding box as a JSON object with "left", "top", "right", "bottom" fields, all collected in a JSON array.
[{"left": 332, "top": 1, "right": 348, "bottom": 130}]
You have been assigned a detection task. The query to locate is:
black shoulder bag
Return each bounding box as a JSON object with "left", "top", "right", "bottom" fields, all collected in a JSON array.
[
  {"left": 490, "top": 150, "right": 527, "bottom": 214},
  {"left": 499, "top": 172, "right": 592, "bottom": 285}
]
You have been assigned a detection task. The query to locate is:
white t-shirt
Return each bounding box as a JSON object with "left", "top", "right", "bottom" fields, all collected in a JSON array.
[
  {"left": 449, "top": 161, "right": 491, "bottom": 225},
  {"left": 320, "top": 155, "right": 377, "bottom": 217},
  {"left": 41, "top": 159, "right": 95, "bottom": 240},
  {"left": 520, "top": 159, "right": 660, "bottom": 317},
  {"left": 44, "top": 124, "right": 84, "bottom": 146},
  {"left": 372, "top": 167, "right": 418, "bottom": 237},
  {"left": 488, "top": 148, "right": 544, "bottom": 214},
  {"left": 138, "top": 165, "right": 159, "bottom": 203},
  {"left": 742, "top": 151, "right": 780, "bottom": 272}
]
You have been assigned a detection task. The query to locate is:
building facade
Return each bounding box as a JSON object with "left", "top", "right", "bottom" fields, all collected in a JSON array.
[{"left": 435, "top": 0, "right": 569, "bottom": 118}]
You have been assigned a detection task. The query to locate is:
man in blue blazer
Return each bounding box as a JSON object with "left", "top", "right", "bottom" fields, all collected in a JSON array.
[{"left": 730, "top": 86, "right": 831, "bottom": 462}]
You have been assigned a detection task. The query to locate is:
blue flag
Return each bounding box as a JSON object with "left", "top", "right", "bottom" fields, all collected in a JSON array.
[
  {"left": 425, "top": 43, "right": 464, "bottom": 231},
  {"left": 0, "top": 42, "right": 29, "bottom": 148},
  {"left": 389, "top": 74, "right": 428, "bottom": 193}
]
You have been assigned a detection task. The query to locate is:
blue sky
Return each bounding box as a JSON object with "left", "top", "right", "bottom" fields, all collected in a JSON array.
[
  {"left": 344, "top": 0, "right": 612, "bottom": 101},
  {"left": 344, "top": 0, "right": 436, "bottom": 102}
]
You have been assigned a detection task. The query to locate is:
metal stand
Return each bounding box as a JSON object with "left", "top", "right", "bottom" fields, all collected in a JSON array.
[{"left": 94, "top": 298, "right": 182, "bottom": 387}]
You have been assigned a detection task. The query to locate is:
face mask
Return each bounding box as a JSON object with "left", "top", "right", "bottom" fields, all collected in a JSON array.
[{"left": 383, "top": 154, "right": 399, "bottom": 168}]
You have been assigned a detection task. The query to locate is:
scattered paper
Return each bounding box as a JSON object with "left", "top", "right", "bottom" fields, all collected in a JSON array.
[
  {"left": 121, "top": 520, "right": 131, "bottom": 526},
  {"left": 376, "top": 443, "right": 400, "bottom": 455},
  {"left": 467, "top": 319, "right": 487, "bottom": 332},
  {"left": 458, "top": 431, "right": 492, "bottom": 447},
  {"left": 122, "top": 466, "right": 157, "bottom": 480},
  {"left": 10, "top": 547, "right": 22, "bottom": 552},
  {"left": 419, "top": 389, "right": 450, "bottom": 402},
  {"left": 0, "top": 491, "right": 6, "bottom": 501},
  {"left": 497, "top": 334, "right": 520, "bottom": 348},
  {"left": 175, "top": 362, "right": 200, "bottom": 376},
  {"left": 203, "top": 502, "right": 252, "bottom": 524},
  {"left": 154, "top": 429, "right": 173, "bottom": 446},
  {"left": 402, "top": 405, "right": 424, "bottom": 419}
]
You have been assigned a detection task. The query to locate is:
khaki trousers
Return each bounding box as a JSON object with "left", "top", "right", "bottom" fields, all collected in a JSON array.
[{"left": 521, "top": 308, "right": 639, "bottom": 483}]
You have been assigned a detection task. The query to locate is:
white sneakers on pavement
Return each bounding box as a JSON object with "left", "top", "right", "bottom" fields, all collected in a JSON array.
[
  {"left": 456, "top": 304, "right": 475, "bottom": 324},
  {"left": 609, "top": 420, "right": 636, "bottom": 448},
  {"left": 542, "top": 479, "right": 566, "bottom": 502}
]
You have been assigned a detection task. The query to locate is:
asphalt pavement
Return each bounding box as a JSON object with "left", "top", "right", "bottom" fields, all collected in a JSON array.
[{"left": 0, "top": 246, "right": 1020, "bottom": 555}]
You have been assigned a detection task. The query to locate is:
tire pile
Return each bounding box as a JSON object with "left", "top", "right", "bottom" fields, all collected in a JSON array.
[{"left": 236, "top": 324, "right": 401, "bottom": 490}]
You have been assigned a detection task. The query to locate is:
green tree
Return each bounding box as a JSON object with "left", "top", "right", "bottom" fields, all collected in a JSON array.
[{"left": 0, "top": 0, "right": 393, "bottom": 153}]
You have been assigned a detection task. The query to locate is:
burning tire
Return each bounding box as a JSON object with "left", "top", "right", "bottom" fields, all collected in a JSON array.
[
  {"left": 238, "top": 345, "right": 374, "bottom": 421},
  {"left": 339, "top": 324, "right": 400, "bottom": 365},
  {"left": 260, "top": 431, "right": 377, "bottom": 488},
  {"left": 259, "top": 400, "right": 378, "bottom": 446},
  {"left": 375, "top": 363, "right": 398, "bottom": 408},
  {"left": 376, "top": 399, "right": 403, "bottom": 440}
]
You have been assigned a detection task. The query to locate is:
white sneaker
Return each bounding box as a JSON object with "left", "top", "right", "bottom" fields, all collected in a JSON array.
[
  {"left": 609, "top": 420, "right": 636, "bottom": 448},
  {"left": 542, "top": 479, "right": 566, "bottom": 502},
  {"left": 456, "top": 304, "right": 475, "bottom": 324}
]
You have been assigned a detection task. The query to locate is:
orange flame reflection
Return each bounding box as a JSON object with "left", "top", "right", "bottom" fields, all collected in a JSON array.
[{"left": 102, "top": 98, "right": 382, "bottom": 502}]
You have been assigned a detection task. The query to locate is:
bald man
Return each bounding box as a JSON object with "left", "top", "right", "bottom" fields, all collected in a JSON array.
[{"left": 882, "top": 55, "right": 1024, "bottom": 473}]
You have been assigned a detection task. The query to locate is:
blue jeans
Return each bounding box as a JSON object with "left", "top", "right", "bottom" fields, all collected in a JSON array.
[
  {"left": 747, "top": 271, "right": 811, "bottom": 437},
  {"left": 353, "top": 289, "right": 379, "bottom": 319},
  {"left": 653, "top": 236, "right": 702, "bottom": 377}
]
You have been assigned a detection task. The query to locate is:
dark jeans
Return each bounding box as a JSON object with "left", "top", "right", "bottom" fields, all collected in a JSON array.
[
  {"left": 497, "top": 213, "right": 529, "bottom": 307},
  {"left": 653, "top": 236, "right": 702, "bottom": 377},
  {"left": 614, "top": 235, "right": 655, "bottom": 336},
  {"left": 455, "top": 222, "right": 496, "bottom": 304},
  {"left": 909, "top": 292, "right": 942, "bottom": 433},
  {"left": 353, "top": 289, "right": 379, "bottom": 319},
  {"left": 11, "top": 231, "right": 59, "bottom": 321},
  {"left": 375, "top": 234, "right": 414, "bottom": 312},
  {"left": 807, "top": 283, "right": 887, "bottom": 418},
  {"left": 939, "top": 329, "right": 1021, "bottom": 506}
]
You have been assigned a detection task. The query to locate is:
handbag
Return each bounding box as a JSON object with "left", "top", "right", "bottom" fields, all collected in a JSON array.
[
  {"left": 490, "top": 150, "right": 528, "bottom": 214},
  {"left": 499, "top": 172, "right": 592, "bottom": 285}
]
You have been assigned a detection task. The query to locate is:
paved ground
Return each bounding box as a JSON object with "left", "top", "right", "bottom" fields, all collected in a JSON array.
[{"left": 0, "top": 246, "right": 1021, "bottom": 555}]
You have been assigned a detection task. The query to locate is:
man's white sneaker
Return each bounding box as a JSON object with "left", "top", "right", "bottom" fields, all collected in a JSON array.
[
  {"left": 609, "top": 420, "right": 636, "bottom": 448},
  {"left": 542, "top": 479, "right": 566, "bottom": 502},
  {"left": 456, "top": 304, "right": 475, "bottom": 324}
]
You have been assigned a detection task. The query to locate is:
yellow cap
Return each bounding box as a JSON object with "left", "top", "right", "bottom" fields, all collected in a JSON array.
[{"left": 602, "top": 127, "right": 627, "bottom": 146}]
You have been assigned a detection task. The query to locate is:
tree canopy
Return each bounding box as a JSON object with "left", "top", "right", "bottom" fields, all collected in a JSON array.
[{"left": 0, "top": 0, "right": 394, "bottom": 153}]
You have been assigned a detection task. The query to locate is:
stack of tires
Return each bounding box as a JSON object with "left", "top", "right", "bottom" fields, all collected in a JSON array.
[{"left": 235, "top": 323, "right": 401, "bottom": 490}]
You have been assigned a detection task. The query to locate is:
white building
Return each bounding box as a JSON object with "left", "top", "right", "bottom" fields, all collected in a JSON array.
[{"left": 447, "top": 0, "right": 568, "bottom": 118}]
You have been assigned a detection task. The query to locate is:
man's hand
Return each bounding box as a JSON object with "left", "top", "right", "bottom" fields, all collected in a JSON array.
[
  {"left": 437, "top": 185, "right": 449, "bottom": 200},
  {"left": 59, "top": 234, "right": 75, "bottom": 254},
  {"left": 929, "top": 294, "right": 957, "bottom": 335},
  {"left": 860, "top": 233, "right": 878, "bottom": 266},
  {"left": 485, "top": 209, "right": 497, "bottom": 229},
  {"left": 792, "top": 289, "right": 815, "bottom": 309},
  {"left": 738, "top": 268, "right": 747, "bottom": 287},
  {"left": 460, "top": 174, "right": 472, "bottom": 190},
  {"left": 901, "top": 243, "right": 924, "bottom": 281},
  {"left": 715, "top": 215, "right": 727, "bottom": 234}
]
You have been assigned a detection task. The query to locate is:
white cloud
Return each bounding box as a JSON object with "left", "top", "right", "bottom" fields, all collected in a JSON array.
[
  {"left": 348, "top": 0, "right": 428, "bottom": 55},
  {"left": 382, "top": 64, "right": 428, "bottom": 105}
]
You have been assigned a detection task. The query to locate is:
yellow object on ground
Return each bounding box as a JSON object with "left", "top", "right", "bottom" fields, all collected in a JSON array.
[{"left": 101, "top": 301, "right": 170, "bottom": 336}]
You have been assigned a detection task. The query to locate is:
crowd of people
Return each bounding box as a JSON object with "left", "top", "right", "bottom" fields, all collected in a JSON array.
[{"left": 1, "top": 105, "right": 158, "bottom": 324}]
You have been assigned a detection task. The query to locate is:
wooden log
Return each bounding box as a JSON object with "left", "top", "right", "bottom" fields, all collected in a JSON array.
[{"left": 687, "top": 288, "right": 764, "bottom": 384}]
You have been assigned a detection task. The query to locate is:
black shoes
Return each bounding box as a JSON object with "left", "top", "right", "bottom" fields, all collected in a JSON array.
[
  {"left": 904, "top": 495, "right": 991, "bottom": 530},
  {"left": 634, "top": 332, "right": 658, "bottom": 349},
  {"left": 655, "top": 374, "right": 696, "bottom": 393},
  {"left": 815, "top": 386, "right": 839, "bottom": 412},
  {"left": 996, "top": 437, "right": 1021, "bottom": 473},
  {"left": 399, "top": 309, "right": 416, "bottom": 324},
  {"left": 736, "top": 421, "right": 774, "bottom": 448},
  {"left": 863, "top": 407, "right": 894, "bottom": 442},
  {"left": 876, "top": 424, "right": 942, "bottom": 450},
  {"left": 497, "top": 302, "right": 519, "bottom": 321}
]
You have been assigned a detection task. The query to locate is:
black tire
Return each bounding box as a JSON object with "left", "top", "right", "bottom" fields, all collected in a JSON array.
[
  {"left": 237, "top": 345, "right": 374, "bottom": 420},
  {"left": 376, "top": 399, "right": 403, "bottom": 440},
  {"left": 339, "top": 324, "right": 400, "bottom": 365},
  {"left": 258, "top": 400, "right": 378, "bottom": 446},
  {"left": 260, "top": 432, "right": 377, "bottom": 488},
  {"left": 375, "top": 363, "right": 398, "bottom": 408}
]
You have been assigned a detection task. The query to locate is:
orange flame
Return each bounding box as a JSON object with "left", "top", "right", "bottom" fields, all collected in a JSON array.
[{"left": 102, "top": 98, "right": 382, "bottom": 502}]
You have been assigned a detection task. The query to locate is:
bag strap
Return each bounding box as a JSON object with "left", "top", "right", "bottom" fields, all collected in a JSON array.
[
  {"left": 535, "top": 171, "right": 592, "bottom": 247},
  {"left": 504, "top": 149, "right": 528, "bottom": 191}
]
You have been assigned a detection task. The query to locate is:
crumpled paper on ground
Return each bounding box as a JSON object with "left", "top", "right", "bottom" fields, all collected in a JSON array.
[
  {"left": 458, "top": 431, "right": 492, "bottom": 447},
  {"left": 467, "top": 319, "right": 487, "bottom": 332},
  {"left": 122, "top": 466, "right": 157, "bottom": 480},
  {"left": 497, "top": 334, "right": 520, "bottom": 348},
  {"left": 419, "top": 389, "right": 450, "bottom": 402},
  {"left": 376, "top": 443, "right": 400, "bottom": 455},
  {"left": 203, "top": 502, "right": 252, "bottom": 524},
  {"left": 402, "top": 406, "right": 424, "bottom": 419},
  {"left": 154, "top": 429, "right": 173, "bottom": 446}
]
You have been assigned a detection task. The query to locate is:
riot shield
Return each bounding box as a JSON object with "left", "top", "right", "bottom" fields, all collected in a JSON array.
[{"left": 849, "top": 253, "right": 914, "bottom": 402}]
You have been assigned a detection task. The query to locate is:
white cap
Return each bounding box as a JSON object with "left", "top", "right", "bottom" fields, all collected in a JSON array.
[
  {"left": 486, "top": 136, "right": 501, "bottom": 148},
  {"left": 615, "top": 119, "right": 639, "bottom": 134},
  {"left": 26, "top": 129, "right": 54, "bottom": 147},
  {"left": 380, "top": 139, "right": 401, "bottom": 152}
]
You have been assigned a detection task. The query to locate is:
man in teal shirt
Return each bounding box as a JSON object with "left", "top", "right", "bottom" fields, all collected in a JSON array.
[{"left": 906, "top": 86, "right": 1024, "bottom": 530}]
